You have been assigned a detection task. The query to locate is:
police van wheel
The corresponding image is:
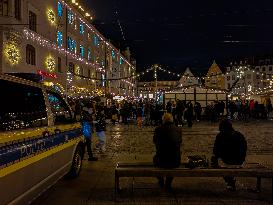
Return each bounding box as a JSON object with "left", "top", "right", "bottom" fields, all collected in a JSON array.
[{"left": 68, "top": 146, "right": 83, "bottom": 178}]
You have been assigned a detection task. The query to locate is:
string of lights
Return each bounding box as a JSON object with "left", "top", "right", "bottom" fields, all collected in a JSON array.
[{"left": 23, "top": 28, "right": 106, "bottom": 73}]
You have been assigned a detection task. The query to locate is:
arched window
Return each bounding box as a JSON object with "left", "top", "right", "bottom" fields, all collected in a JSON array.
[{"left": 26, "top": 44, "right": 36, "bottom": 65}]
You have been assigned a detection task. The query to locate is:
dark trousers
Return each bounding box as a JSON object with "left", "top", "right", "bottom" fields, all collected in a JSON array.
[
  {"left": 85, "top": 137, "right": 94, "bottom": 158},
  {"left": 157, "top": 177, "right": 174, "bottom": 188}
]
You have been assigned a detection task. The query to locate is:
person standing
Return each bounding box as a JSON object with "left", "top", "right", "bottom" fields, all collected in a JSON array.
[
  {"left": 153, "top": 113, "right": 182, "bottom": 191},
  {"left": 211, "top": 119, "right": 247, "bottom": 191},
  {"left": 185, "top": 101, "right": 193, "bottom": 127},
  {"left": 95, "top": 108, "right": 107, "bottom": 153},
  {"left": 81, "top": 102, "right": 98, "bottom": 161},
  {"left": 194, "top": 102, "right": 202, "bottom": 122},
  {"left": 137, "top": 105, "right": 143, "bottom": 128}
]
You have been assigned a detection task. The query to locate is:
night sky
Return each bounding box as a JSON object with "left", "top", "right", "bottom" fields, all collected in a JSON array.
[{"left": 85, "top": 0, "right": 273, "bottom": 78}]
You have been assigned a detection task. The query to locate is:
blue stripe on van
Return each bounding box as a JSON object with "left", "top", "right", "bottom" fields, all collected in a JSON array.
[{"left": 0, "top": 128, "right": 82, "bottom": 168}]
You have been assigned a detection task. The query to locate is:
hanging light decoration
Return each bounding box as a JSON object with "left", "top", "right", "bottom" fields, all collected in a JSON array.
[
  {"left": 4, "top": 43, "right": 21, "bottom": 65},
  {"left": 45, "top": 55, "right": 56, "bottom": 72},
  {"left": 47, "top": 9, "right": 56, "bottom": 25}
]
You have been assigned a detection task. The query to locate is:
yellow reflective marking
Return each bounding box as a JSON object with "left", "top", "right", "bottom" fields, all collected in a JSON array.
[
  {"left": 0, "top": 123, "right": 81, "bottom": 144},
  {"left": 0, "top": 139, "right": 81, "bottom": 177}
]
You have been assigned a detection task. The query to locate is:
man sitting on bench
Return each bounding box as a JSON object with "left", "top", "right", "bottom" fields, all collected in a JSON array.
[
  {"left": 153, "top": 113, "right": 182, "bottom": 191},
  {"left": 211, "top": 119, "right": 247, "bottom": 191}
]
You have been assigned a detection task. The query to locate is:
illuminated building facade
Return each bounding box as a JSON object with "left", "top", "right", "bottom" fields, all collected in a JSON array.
[
  {"left": 0, "top": 0, "right": 136, "bottom": 97},
  {"left": 137, "top": 81, "right": 178, "bottom": 99},
  {"left": 205, "top": 60, "right": 225, "bottom": 90},
  {"left": 178, "top": 67, "right": 199, "bottom": 87},
  {"left": 225, "top": 59, "right": 273, "bottom": 97}
]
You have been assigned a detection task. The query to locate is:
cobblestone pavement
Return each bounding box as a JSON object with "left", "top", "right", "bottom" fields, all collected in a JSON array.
[{"left": 32, "top": 120, "right": 273, "bottom": 205}]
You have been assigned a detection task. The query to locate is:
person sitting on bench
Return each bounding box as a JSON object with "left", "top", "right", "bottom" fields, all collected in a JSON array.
[
  {"left": 211, "top": 119, "right": 247, "bottom": 191},
  {"left": 153, "top": 113, "right": 182, "bottom": 191}
]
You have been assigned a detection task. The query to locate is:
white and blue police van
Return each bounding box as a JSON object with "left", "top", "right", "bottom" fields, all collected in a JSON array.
[{"left": 0, "top": 74, "right": 85, "bottom": 205}]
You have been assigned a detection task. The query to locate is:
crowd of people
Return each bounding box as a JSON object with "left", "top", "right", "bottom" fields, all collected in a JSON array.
[
  {"left": 103, "top": 97, "right": 273, "bottom": 128},
  {"left": 68, "top": 97, "right": 270, "bottom": 192}
]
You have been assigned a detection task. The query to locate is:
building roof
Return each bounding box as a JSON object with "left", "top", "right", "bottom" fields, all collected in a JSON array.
[{"left": 207, "top": 60, "right": 223, "bottom": 76}]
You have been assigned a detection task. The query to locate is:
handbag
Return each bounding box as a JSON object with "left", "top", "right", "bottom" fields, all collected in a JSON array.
[{"left": 187, "top": 155, "right": 209, "bottom": 169}]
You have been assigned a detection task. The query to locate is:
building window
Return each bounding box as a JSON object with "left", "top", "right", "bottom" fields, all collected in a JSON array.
[
  {"left": 57, "top": 31, "right": 62, "bottom": 47},
  {"left": 88, "top": 48, "right": 91, "bottom": 61},
  {"left": 269, "top": 66, "right": 272, "bottom": 71},
  {"left": 232, "top": 75, "right": 235, "bottom": 80},
  {"left": 29, "top": 11, "right": 37, "bottom": 32},
  {"left": 57, "top": 2, "right": 62, "bottom": 17},
  {"left": 227, "top": 83, "right": 230, "bottom": 89},
  {"left": 69, "top": 62, "right": 75, "bottom": 73},
  {"left": 67, "top": 10, "right": 74, "bottom": 24},
  {"left": 94, "top": 35, "right": 98, "bottom": 46},
  {"left": 67, "top": 36, "right": 72, "bottom": 50},
  {"left": 72, "top": 40, "right": 76, "bottom": 54},
  {"left": 256, "top": 75, "right": 260, "bottom": 79},
  {"left": 227, "top": 76, "right": 230, "bottom": 81},
  {"left": 26, "top": 44, "right": 36, "bottom": 65},
  {"left": 68, "top": 37, "right": 76, "bottom": 53},
  {"left": 262, "top": 67, "right": 266, "bottom": 72},
  {"left": 15, "top": 0, "right": 21, "bottom": 20},
  {"left": 88, "top": 69, "right": 91, "bottom": 77},
  {"left": 80, "top": 45, "right": 84, "bottom": 58},
  {"left": 79, "top": 23, "right": 84, "bottom": 34},
  {"left": 0, "top": 0, "right": 8, "bottom": 16},
  {"left": 57, "top": 57, "right": 62, "bottom": 72}
]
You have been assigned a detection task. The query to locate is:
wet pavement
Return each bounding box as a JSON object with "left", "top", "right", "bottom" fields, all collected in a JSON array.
[{"left": 32, "top": 120, "right": 273, "bottom": 205}]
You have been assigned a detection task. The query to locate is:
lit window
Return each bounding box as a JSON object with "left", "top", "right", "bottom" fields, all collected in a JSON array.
[
  {"left": 120, "top": 58, "right": 123, "bottom": 65},
  {"left": 80, "top": 45, "right": 84, "bottom": 58},
  {"left": 80, "top": 23, "right": 84, "bottom": 34},
  {"left": 67, "top": 36, "right": 72, "bottom": 50},
  {"left": 57, "top": 31, "right": 63, "bottom": 47},
  {"left": 72, "top": 40, "right": 77, "bottom": 54},
  {"left": 102, "top": 74, "right": 105, "bottom": 86},
  {"left": 94, "top": 35, "right": 98, "bottom": 46},
  {"left": 67, "top": 10, "right": 74, "bottom": 24},
  {"left": 112, "top": 50, "right": 115, "bottom": 59},
  {"left": 88, "top": 48, "right": 91, "bottom": 61},
  {"left": 58, "top": 2, "right": 62, "bottom": 17}
]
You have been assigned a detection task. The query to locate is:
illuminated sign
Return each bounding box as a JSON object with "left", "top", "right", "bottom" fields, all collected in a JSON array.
[{"left": 38, "top": 70, "right": 57, "bottom": 79}]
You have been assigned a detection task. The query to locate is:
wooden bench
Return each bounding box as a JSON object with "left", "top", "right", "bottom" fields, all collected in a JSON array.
[{"left": 114, "top": 162, "right": 273, "bottom": 201}]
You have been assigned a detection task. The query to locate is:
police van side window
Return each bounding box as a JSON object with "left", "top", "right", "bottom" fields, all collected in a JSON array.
[
  {"left": 0, "top": 79, "right": 48, "bottom": 131},
  {"left": 47, "top": 92, "right": 72, "bottom": 124}
]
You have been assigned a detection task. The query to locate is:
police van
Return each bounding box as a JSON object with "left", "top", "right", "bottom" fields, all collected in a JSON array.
[{"left": 0, "top": 74, "right": 85, "bottom": 205}]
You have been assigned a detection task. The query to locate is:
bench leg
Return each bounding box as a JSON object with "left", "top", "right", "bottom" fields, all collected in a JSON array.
[
  {"left": 114, "top": 174, "right": 120, "bottom": 201},
  {"left": 256, "top": 177, "right": 261, "bottom": 192}
]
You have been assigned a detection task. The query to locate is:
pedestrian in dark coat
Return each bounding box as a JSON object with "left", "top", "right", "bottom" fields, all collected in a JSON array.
[
  {"left": 153, "top": 113, "right": 182, "bottom": 191},
  {"left": 212, "top": 119, "right": 247, "bottom": 191},
  {"left": 185, "top": 101, "right": 193, "bottom": 127}
]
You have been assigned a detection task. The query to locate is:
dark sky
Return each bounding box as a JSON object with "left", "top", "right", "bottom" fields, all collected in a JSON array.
[{"left": 85, "top": 0, "right": 273, "bottom": 77}]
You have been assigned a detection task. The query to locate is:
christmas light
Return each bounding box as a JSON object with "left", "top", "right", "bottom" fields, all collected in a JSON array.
[
  {"left": 23, "top": 28, "right": 105, "bottom": 73},
  {"left": 45, "top": 55, "right": 56, "bottom": 72},
  {"left": 47, "top": 9, "right": 56, "bottom": 25},
  {"left": 4, "top": 43, "right": 21, "bottom": 65}
]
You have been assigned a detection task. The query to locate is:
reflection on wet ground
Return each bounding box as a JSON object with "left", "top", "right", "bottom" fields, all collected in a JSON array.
[{"left": 33, "top": 120, "right": 273, "bottom": 205}]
